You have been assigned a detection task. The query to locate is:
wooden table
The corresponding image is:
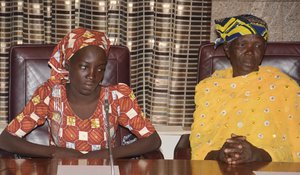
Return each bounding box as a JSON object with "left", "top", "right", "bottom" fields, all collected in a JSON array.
[{"left": 0, "top": 158, "right": 300, "bottom": 175}]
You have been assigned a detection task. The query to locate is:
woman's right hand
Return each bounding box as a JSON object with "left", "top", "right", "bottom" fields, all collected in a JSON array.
[
  {"left": 217, "top": 134, "right": 246, "bottom": 163},
  {"left": 217, "top": 133, "right": 271, "bottom": 164},
  {"left": 50, "top": 146, "right": 83, "bottom": 158}
]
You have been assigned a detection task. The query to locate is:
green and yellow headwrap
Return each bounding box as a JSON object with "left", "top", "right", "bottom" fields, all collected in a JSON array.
[{"left": 214, "top": 14, "right": 268, "bottom": 48}]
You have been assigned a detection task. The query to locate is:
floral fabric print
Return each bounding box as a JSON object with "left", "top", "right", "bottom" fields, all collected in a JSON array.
[{"left": 190, "top": 66, "right": 300, "bottom": 162}]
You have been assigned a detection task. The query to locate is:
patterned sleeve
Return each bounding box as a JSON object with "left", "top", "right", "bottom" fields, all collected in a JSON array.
[
  {"left": 116, "top": 83, "right": 155, "bottom": 138},
  {"left": 6, "top": 83, "right": 51, "bottom": 138}
]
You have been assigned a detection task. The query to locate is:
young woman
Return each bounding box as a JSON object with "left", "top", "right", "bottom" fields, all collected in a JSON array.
[{"left": 0, "top": 28, "right": 161, "bottom": 158}]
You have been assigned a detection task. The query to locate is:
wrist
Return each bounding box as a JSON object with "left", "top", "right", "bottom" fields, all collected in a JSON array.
[
  {"left": 81, "top": 148, "right": 110, "bottom": 159},
  {"left": 252, "top": 147, "right": 272, "bottom": 162},
  {"left": 205, "top": 150, "right": 220, "bottom": 160}
]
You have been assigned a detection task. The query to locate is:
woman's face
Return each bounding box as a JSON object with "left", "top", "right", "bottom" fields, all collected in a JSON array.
[
  {"left": 224, "top": 34, "right": 266, "bottom": 77},
  {"left": 66, "top": 45, "right": 107, "bottom": 96}
]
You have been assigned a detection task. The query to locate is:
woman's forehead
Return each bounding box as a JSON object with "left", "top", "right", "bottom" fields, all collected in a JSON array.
[
  {"left": 235, "top": 34, "right": 265, "bottom": 43},
  {"left": 70, "top": 45, "right": 107, "bottom": 63}
]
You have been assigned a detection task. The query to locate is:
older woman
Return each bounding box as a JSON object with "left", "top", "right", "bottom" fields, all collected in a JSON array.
[
  {"left": 190, "top": 14, "right": 300, "bottom": 164},
  {"left": 0, "top": 28, "right": 161, "bottom": 158}
]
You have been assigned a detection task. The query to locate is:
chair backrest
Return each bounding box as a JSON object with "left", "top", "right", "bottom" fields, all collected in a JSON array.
[
  {"left": 197, "top": 42, "right": 300, "bottom": 84},
  {"left": 9, "top": 44, "right": 130, "bottom": 145}
]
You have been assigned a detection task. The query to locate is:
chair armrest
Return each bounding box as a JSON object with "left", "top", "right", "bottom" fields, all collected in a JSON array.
[
  {"left": 174, "top": 134, "right": 191, "bottom": 159},
  {"left": 140, "top": 149, "right": 164, "bottom": 159},
  {"left": 0, "top": 148, "right": 15, "bottom": 158}
]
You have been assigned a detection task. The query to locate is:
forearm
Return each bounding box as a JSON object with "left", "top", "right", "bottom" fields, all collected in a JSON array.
[
  {"left": 252, "top": 147, "right": 272, "bottom": 162},
  {"left": 0, "top": 130, "right": 83, "bottom": 158},
  {"left": 113, "top": 131, "right": 161, "bottom": 158},
  {"left": 82, "top": 131, "right": 161, "bottom": 159},
  {"left": 0, "top": 130, "right": 54, "bottom": 157}
]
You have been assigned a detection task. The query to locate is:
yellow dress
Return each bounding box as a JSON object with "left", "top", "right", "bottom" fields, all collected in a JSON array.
[{"left": 190, "top": 66, "right": 300, "bottom": 162}]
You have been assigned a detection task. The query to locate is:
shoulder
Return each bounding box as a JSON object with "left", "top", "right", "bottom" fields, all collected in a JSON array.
[
  {"left": 195, "top": 68, "right": 231, "bottom": 89},
  {"left": 260, "top": 66, "right": 299, "bottom": 86},
  {"left": 108, "top": 83, "right": 133, "bottom": 97},
  {"left": 110, "top": 83, "right": 132, "bottom": 92}
]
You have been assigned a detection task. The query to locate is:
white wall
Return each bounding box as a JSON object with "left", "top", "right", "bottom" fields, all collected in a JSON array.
[
  {"left": 155, "top": 125, "right": 190, "bottom": 159},
  {"left": 159, "top": 134, "right": 181, "bottom": 159},
  {"left": 0, "top": 123, "right": 5, "bottom": 133}
]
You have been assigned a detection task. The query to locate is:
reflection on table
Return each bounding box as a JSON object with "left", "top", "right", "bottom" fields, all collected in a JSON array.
[{"left": 0, "top": 158, "right": 300, "bottom": 175}]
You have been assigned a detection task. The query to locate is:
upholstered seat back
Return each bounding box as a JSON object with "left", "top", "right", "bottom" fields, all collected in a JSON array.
[
  {"left": 9, "top": 44, "right": 130, "bottom": 145},
  {"left": 197, "top": 42, "right": 300, "bottom": 84}
]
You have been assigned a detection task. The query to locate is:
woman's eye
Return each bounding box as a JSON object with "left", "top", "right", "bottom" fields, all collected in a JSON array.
[
  {"left": 239, "top": 43, "right": 245, "bottom": 47},
  {"left": 80, "top": 65, "right": 87, "bottom": 70},
  {"left": 98, "top": 67, "right": 105, "bottom": 72},
  {"left": 255, "top": 44, "right": 261, "bottom": 48},
  {"left": 234, "top": 42, "right": 245, "bottom": 48}
]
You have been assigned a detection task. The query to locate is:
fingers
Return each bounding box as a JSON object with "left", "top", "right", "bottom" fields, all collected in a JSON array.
[
  {"left": 220, "top": 144, "right": 242, "bottom": 164},
  {"left": 219, "top": 135, "right": 253, "bottom": 164},
  {"left": 222, "top": 137, "right": 247, "bottom": 164},
  {"left": 225, "top": 142, "right": 254, "bottom": 164},
  {"left": 230, "top": 133, "right": 246, "bottom": 140},
  {"left": 225, "top": 138, "right": 243, "bottom": 152},
  {"left": 224, "top": 147, "right": 242, "bottom": 154},
  {"left": 229, "top": 158, "right": 247, "bottom": 165},
  {"left": 224, "top": 134, "right": 246, "bottom": 156},
  {"left": 222, "top": 152, "right": 244, "bottom": 164},
  {"left": 231, "top": 133, "right": 237, "bottom": 137},
  {"left": 226, "top": 139, "right": 243, "bottom": 146}
]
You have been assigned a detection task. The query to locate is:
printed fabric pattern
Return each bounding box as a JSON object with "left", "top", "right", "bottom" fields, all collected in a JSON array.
[
  {"left": 6, "top": 83, "right": 155, "bottom": 153},
  {"left": 190, "top": 66, "right": 300, "bottom": 162}
]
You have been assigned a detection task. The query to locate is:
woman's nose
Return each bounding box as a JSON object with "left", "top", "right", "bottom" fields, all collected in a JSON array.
[
  {"left": 87, "top": 69, "right": 96, "bottom": 80},
  {"left": 245, "top": 44, "right": 254, "bottom": 55}
]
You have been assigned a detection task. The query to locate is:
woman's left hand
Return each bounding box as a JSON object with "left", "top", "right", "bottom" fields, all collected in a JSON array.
[
  {"left": 50, "top": 146, "right": 83, "bottom": 158},
  {"left": 80, "top": 149, "right": 110, "bottom": 159},
  {"left": 223, "top": 134, "right": 271, "bottom": 164}
]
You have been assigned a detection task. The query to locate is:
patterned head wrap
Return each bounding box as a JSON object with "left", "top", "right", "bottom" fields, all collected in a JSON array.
[
  {"left": 214, "top": 14, "right": 268, "bottom": 48},
  {"left": 48, "top": 28, "right": 110, "bottom": 85}
]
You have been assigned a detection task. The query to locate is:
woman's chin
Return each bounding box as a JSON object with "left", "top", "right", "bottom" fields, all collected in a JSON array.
[{"left": 79, "top": 87, "right": 99, "bottom": 96}]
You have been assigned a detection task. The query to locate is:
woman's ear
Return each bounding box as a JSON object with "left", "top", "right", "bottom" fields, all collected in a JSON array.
[{"left": 223, "top": 43, "right": 231, "bottom": 58}]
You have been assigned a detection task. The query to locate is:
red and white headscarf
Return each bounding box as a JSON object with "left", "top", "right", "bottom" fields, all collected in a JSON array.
[{"left": 48, "top": 28, "right": 111, "bottom": 86}]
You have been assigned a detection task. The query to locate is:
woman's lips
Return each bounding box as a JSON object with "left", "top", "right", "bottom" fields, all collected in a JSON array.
[{"left": 83, "top": 82, "right": 96, "bottom": 89}]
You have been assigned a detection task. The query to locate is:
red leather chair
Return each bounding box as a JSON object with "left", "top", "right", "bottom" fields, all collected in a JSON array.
[
  {"left": 174, "top": 42, "right": 300, "bottom": 159},
  {"left": 1, "top": 44, "right": 163, "bottom": 159}
]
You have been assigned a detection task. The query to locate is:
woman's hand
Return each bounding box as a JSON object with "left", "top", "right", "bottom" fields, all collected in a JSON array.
[
  {"left": 219, "top": 134, "right": 251, "bottom": 164},
  {"left": 80, "top": 149, "right": 109, "bottom": 159},
  {"left": 218, "top": 134, "right": 271, "bottom": 164},
  {"left": 50, "top": 146, "right": 83, "bottom": 158}
]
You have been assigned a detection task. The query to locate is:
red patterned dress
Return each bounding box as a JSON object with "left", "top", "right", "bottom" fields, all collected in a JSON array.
[{"left": 6, "top": 82, "right": 155, "bottom": 153}]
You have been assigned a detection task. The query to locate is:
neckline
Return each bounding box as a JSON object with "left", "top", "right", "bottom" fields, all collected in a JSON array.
[{"left": 61, "top": 85, "right": 104, "bottom": 121}]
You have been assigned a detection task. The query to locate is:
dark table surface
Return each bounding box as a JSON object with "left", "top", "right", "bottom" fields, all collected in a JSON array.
[{"left": 1, "top": 158, "right": 300, "bottom": 175}]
